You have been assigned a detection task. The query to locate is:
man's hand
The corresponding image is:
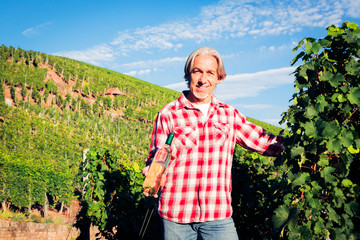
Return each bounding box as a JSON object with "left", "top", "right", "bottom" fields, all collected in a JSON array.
[
  {"left": 141, "top": 165, "right": 150, "bottom": 177},
  {"left": 142, "top": 165, "right": 166, "bottom": 198}
]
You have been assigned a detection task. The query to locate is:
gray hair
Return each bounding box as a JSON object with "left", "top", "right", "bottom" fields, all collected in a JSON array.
[{"left": 184, "top": 47, "right": 226, "bottom": 87}]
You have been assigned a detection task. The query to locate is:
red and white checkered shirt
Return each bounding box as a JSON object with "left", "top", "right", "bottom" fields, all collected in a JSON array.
[{"left": 147, "top": 91, "right": 283, "bottom": 223}]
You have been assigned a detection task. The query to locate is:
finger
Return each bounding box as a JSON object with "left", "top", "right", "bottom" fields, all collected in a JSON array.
[
  {"left": 141, "top": 166, "right": 150, "bottom": 176},
  {"left": 160, "top": 174, "right": 167, "bottom": 187},
  {"left": 143, "top": 190, "right": 159, "bottom": 198}
]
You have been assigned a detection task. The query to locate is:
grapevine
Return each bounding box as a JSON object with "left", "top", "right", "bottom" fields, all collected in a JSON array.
[{"left": 273, "top": 21, "right": 360, "bottom": 239}]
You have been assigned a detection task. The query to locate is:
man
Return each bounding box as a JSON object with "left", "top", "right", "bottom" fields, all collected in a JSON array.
[{"left": 142, "top": 47, "right": 283, "bottom": 239}]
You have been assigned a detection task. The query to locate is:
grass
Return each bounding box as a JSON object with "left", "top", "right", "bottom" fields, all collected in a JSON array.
[
  {"left": 0, "top": 210, "right": 27, "bottom": 222},
  {"left": 0, "top": 209, "right": 70, "bottom": 225}
]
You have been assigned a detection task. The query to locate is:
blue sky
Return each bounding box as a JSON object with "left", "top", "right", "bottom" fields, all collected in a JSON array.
[{"left": 1, "top": 0, "right": 359, "bottom": 127}]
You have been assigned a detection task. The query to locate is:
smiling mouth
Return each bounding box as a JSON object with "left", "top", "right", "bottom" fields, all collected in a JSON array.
[{"left": 197, "top": 85, "right": 208, "bottom": 90}]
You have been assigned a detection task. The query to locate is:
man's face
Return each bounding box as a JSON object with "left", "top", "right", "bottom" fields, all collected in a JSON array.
[{"left": 187, "top": 54, "right": 223, "bottom": 104}]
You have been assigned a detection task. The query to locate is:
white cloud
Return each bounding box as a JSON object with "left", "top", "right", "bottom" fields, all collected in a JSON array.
[
  {"left": 108, "top": 0, "right": 354, "bottom": 54},
  {"left": 342, "top": 0, "right": 360, "bottom": 17},
  {"left": 53, "top": 44, "right": 115, "bottom": 65},
  {"left": 111, "top": 23, "right": 197, "bottom": 52},
  {"left": 262, "top": 118, "right": 283, "bottom": 126},
  {"left": 125, "top": 69, "right": 152, "bottom": 77},
  {"left": 165, "top": 66, "right": 296, "bottom": 100},
  {"left": 240, "top": 104, "right": 274, "bottom": 110},
  {"left": 215, "top": 66, "right": 296, "bottom": 100},
  {"left": 120, "top": 56, "right": 187, "bottom": 78},
  {"left": 121, "top": 57, "right": 186, "bottom": 70},
  {"left": 259, "top": 42, "right": 294, "bottom": 52},
  {"left": 164, "top": 81, "right": 187, "bottom": 91},
  {"left": 22, "top": 22, "right": 52, "bottom": 37},
  {"left": 55, "top": 0, "right": 358, "bottom": 65}
]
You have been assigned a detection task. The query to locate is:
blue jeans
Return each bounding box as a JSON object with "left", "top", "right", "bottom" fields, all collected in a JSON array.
[{"left": 161, "top": 217, "right": 239, "bottom": 240}]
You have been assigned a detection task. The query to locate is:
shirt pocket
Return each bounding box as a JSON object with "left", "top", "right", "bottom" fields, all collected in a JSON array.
[
  {"left": 213, "top": 122, "right": 230, "bottom": 146},
  {"left": 173, "top": 125, "right": 198, "bottom": 150}
]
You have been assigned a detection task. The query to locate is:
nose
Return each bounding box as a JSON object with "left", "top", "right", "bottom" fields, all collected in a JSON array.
[{"left": 198, "top": 72, "right": 208, "bottom": 83}]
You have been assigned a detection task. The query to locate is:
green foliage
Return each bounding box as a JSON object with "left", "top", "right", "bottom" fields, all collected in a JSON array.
[
  {"left": 21, "top": 84, "right": 27, "bottom": 98},
  {"left": 0, "top": 54, "right": 47, "bottom": 90},
  {"left": 232, "top": 145, "right": 287, "bottom": 239},
  {"left": 248, "top": 117, "right": 284, "bottom": 135},
  {"left": 0, "top": 43, "right": 286, "bottom": 238},
  {"left": 74, "top": 81, "right": 81, "bottom": 92},
  {"left": 275, "top": 21, "right": 360, "bottom": 239},
  {"left": 10, "top": 85, "right": 16, "bottom": 103},
  {"left": 31, "top": 88, "right": 41, "bottom": 104},
  {"left": 0, "top": 209, "right": 27, "bottom": 222},
  {"left": 103, "top": 96, "right": 112, "bottom": 110},
  {"left": 0, "top": 78, "right": 4, "bottom": 101},
  {"left": 80, "top": 98, "right": 91, "bottom": 116},
  {"left": 0, "top": 44, "right": 165, "bottom": 223},
  {"left": 78, "top": 148, "right": 160, "bottom": 239},
  {"left": 56, "top": 94, "right": 64, "bottom": 107},
  {"left": 0, "top": 151, "right": 73, "bottom": 210},
  {"left": 45, "top": 81, "right": 58, "bottom": 94}
]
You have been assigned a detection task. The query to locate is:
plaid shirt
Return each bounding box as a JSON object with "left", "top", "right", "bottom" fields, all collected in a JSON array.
[{"left": 147, "top": 91, "right": 283, "bottom": 223}]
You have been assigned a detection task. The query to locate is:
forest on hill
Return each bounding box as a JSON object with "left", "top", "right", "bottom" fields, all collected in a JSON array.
[
  {"left": 0, "top": 44, "right": 284, "bottom": 235},
  {"left": 0, "top": 44, "right": 180, "bottom": 215}
]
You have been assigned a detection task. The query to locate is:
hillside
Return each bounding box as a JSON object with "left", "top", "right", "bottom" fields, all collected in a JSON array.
[{"left": 0, "top": 44, "right": 283, "bottom": 225}]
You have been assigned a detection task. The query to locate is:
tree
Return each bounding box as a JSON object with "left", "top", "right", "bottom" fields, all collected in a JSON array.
[
  {"left": 273, "top": 21, "right": 359, "bottom": 240},
  {"left": 0, "top": 78, "right": 4, "bottom": 102},
  {"left": 77, "top": 148, "right": 150, "bottom": 240}
]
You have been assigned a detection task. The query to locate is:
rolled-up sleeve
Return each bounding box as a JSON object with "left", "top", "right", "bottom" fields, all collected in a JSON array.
[{"left": 234, "top": 109, "right": 283, "bottom": 157}]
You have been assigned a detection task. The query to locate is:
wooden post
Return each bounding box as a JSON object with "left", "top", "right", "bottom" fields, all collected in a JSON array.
[
  {"left": 76, "top": 148, "right": 91, "bottom": 240},
  {"left": 82, "top": 149, "right": 90, "bottom": 197},
  {"left": 44, "top": 192, "right": 48, "bottom": 218}
]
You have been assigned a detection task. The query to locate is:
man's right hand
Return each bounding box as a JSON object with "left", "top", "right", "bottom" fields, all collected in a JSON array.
[{"left": 141, "top": 165, "right": 166, "bottom": 198}]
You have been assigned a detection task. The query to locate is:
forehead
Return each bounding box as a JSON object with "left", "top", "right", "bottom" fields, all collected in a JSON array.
[{"left": 193, "top": 54, "right": 218, "bottom": 70}]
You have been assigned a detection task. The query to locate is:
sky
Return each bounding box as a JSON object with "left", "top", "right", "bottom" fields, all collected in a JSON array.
[{"left": 1, "top": 0, "right": 359, "bottom": 127}]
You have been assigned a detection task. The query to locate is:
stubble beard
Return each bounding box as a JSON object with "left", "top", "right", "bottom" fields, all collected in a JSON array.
[{"left": 192, "top": 91, "right": 209, "bottom": 100}]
